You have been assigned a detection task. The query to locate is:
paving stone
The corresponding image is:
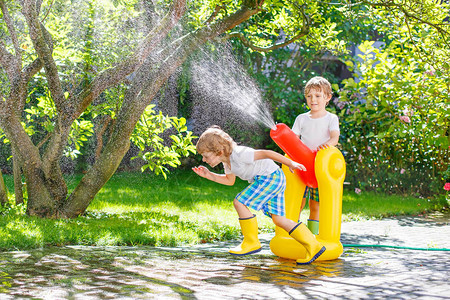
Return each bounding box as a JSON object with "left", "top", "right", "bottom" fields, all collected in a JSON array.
[{"left": 1, "top": 214, "right": 449, "bottom": 299}]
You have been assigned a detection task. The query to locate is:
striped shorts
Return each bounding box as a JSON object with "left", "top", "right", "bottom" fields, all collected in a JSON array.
[
  {"left": 303, "top": 186, "right": 319, "bottom": 202},
  {"left": 235, "top": 168, "right": 286, "bottom": 217}
]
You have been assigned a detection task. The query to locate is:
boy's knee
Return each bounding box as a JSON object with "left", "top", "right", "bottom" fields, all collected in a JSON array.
[
  {"left": 272, "top": 217, "right": 280, "bottom": 227},
  {"left": 271, "top": 215, "right": 283, "bottom": 227},
  {"left": 233, "top": 198, "right": 241, "bottom": 208}
]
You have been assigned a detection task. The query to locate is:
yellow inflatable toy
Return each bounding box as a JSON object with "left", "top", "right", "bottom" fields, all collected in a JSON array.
[{"left": 270, "top": 124, "right": 346, "bottom": 261}]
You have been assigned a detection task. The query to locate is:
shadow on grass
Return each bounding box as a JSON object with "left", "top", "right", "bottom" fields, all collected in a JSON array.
[
  {"left": 0, "top": 208, "right": 241, "bottom": 250},
  {"left": 90, "top": 170, "right": 249, "bottom": 211}
]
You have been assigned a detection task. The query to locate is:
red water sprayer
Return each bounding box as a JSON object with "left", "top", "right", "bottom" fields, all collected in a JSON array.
[{"left": 270, "top": 123, "right": 318, "bottom": 188}]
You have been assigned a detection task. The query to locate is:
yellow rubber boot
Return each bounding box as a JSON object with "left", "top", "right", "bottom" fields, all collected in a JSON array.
[
  {"left": 229, "top": 215, "right": 262, "bottom": 256},
  {"left": 289, "top": 222, "right": 326, "bottom": 264}
]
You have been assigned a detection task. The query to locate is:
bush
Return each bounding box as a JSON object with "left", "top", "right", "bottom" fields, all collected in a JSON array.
[{"left": 337, "top": 38, "right": 449, "bottom": 197}]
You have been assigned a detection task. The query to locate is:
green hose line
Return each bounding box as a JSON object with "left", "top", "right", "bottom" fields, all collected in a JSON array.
[{"left": 343, "top": 244, "right": 450, "bottom": 251}]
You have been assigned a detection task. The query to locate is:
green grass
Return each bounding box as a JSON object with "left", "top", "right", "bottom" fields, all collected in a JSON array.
[
  {"left": 0, "top": 170, "right": 447, "bottom": 250},
  {"left": 341, "top": 191, "right": 446, "bottom": 221}
]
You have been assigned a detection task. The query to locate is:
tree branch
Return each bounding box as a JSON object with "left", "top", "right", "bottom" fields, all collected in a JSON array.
[
  {"left": 223, "top": 30, "right": 308, "bottom": 52},
  {"left": 73, "top": 0, "right": 187, "bottom": 122},
  {"left": 61, "top": 3, "right": 262, "bottom": 217},
  {"left": 205, "top": 4, "right": 225, "bottom": 25},
  {"left": 0, "top": 0, "right": 22, "bottom": 59},
  {"left": 0, "top": 41, "right": 17, "bottom": 76},
  {"left": 23, "top": 0, "right": 66, "bottom": 115},
  {"left": 0, "top": 92, "right": 4, "bottom": 111},
  {"left": 360, "top": 0, "right": 450, "bottom": 36},
  {"left": 36, "top": 131, "right": 51, "bottom": 149},
  {"left": 22, "top": 0, "right": 70, "bottom": 181},
  {"left": 40, "top": 0, "right": 55, "bottom": 23},
  {"left": 41, "top": 0, "right": 187, "bottom": 175},
  {"left": 0, "top": 40, "right": 28, "bottom": 115},
  {"left": 94, "top": 115, "right": 112, "bottom": 160},
  {"left": 22, "top": 58, "right": 44, "bottom": 83},
  {"left": 220, "top": 4, "right": 310, "bottom": 52}
]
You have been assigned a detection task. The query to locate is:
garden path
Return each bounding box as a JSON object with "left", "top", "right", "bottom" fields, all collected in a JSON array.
[{"left": 1, "top": 212, "right": 449, "bottom": 299}]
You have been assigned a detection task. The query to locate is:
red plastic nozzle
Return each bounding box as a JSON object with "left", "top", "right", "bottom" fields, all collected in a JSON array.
[{"left": 270, "top": 123, "right": 318, "bottom": 188}]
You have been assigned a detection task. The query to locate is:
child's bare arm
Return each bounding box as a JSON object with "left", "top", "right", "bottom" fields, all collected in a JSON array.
[
  {"left": 254, "top": 150, "right": 306, "bottom": 173},
  {"left": 192, "top": 166, "right": 236, "bottom": 186}
]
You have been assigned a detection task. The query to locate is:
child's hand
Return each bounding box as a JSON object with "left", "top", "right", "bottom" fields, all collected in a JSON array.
[
  {"left": 289, "top": 161, "right": 307, "bottom": 173},
  {"left": 192, "top": 166, "right": 211, "bottom": 179},
  {"left": 317, "top": 143, "right": 330, "bottom": 150}
]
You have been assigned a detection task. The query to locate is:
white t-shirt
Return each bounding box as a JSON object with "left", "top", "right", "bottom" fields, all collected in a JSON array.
[
  {"left": 292, "top": 111, "right": 340, "bottom": 150},
  {"left": 224, "top": 145, "right": 279, "bottom": 182}
]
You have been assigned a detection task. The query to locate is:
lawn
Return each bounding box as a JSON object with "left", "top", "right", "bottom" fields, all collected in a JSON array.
[{"left": 0, "top": 170, "right": 446, "bottom": 250}]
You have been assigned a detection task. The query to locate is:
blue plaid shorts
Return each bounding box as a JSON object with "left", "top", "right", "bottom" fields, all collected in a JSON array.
[
  {"left": 235, "top": 168, "right": 286, "bottom": 217},
  {"left": 303, "top": 186, "right": 319, "bottom": 202}
]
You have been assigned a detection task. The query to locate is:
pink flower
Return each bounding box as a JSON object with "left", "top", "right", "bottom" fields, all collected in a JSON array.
[
  {"left": 336, "top": 101, "right": 348, "bottom": 109},
  {"left": 402, "top": 108, "right": 412, "bottom": 117},
  {"left": 444, "top": 183, "right": 450, "bottom": 191},
  {"left": 399, "top": 115, "right": 411, "bottom": 123},
  {"left": 355, "top": 188, "right": 361, "bottom": 194},
  {"left": 400, "top": 169, "right": 405, "bottom": 174}
]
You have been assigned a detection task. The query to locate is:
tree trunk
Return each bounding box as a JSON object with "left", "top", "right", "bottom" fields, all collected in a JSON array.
[
  {"left": 94, "top": 115, "right": 112, "bottom": 161},
  {"left": 12, "top": 147, "right": 23, "bottom": 205},
  {"left": 59, "top": 56, "right": 172, "bottom": 217},
  {"left": 58, "top": 6, "right": 260, "bottom": 218},
  {"left": 0, "top": 110, "right": 57, "bottom": 216},
  {"left": 7, "top": 0, "right": 189, "bottom": 218},
  {"left": 0, "top": 168, "right": 8, "bottom": 206},
  {"left": 0, "top": 0, "right": 261, "bottom": 218}
]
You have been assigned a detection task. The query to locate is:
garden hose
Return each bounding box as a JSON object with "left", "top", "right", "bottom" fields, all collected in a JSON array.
[{"left": 343, "top": 244, "right": 450, "bottom": 251}]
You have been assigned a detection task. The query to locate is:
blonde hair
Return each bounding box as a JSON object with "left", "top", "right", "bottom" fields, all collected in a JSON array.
[
  {"left": 196, "top": 126, "right": 235, "bottom": 157},
  {"left": 304, "top": 76, "right": 332, "bottom": 97}
]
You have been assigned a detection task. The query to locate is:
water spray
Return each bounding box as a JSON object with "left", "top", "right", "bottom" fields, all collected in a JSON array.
[{"left": 191, "top": 44, "right": 276, "bottom": 130}]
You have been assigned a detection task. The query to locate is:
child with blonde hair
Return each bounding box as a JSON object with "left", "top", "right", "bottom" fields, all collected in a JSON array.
[
  {"left": 292, "top": 76, "right": 340, "bottom": 234},
  {"left": 193, "top": 126, "right": 326, "bottom": 264}
]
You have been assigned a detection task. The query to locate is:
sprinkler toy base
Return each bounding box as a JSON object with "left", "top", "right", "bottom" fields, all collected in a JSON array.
[{"left": 269, "top": 124, "right": 346, "bottom": 262}]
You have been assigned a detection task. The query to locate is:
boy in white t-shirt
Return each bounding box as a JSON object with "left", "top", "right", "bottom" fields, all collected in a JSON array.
[
  {"left": 193, "top": 126, "right": 326, "bottom": 264},
  {"left": 292, "top": 76, "right": 340, "bottom": 235}
]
